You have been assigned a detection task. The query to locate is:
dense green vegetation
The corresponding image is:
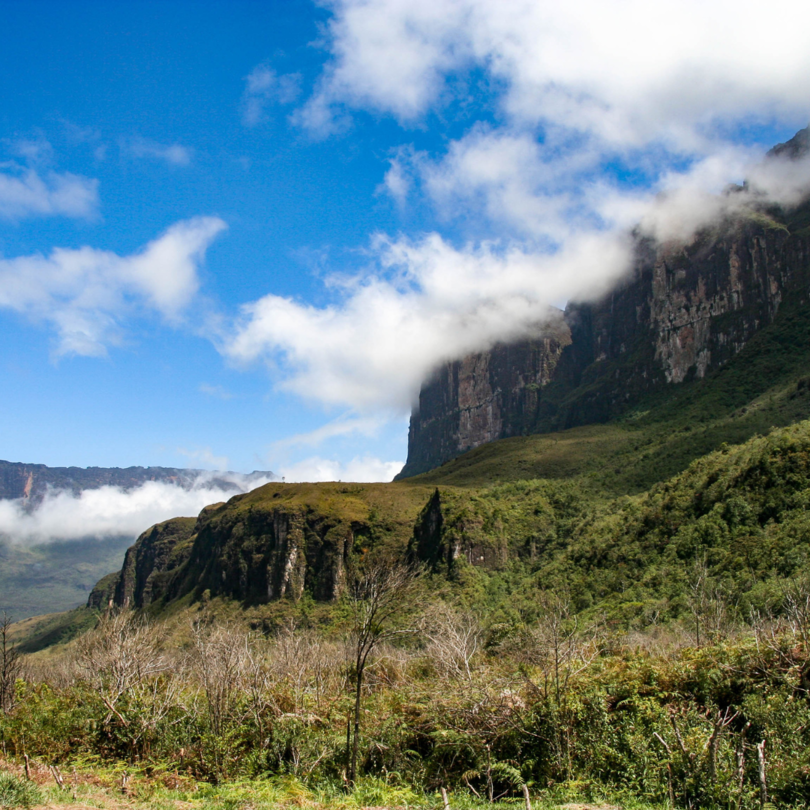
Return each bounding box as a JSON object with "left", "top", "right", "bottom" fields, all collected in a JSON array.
[
  {"left": 2, "top": 590, "right": 809, "bottom": 808},
  {"left": 5, "top": 417, "right": 810, "bottom": 807},
  {"left": 4, "top": 419, "right": 810, "bottom": 806}
]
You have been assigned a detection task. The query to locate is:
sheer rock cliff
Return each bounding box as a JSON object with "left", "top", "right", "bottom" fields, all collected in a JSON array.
[{"left": 398, "top": 137, "right": 810, "bottom": 479}]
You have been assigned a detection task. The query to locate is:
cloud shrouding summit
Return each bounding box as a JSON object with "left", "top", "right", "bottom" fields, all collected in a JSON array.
[
  {"left": 222, "top": 148, "right": 810, "bottom": 415},
  {"left": 222, "top": 0, "right": 810, "bottom": 422},
  {"left": 223, "top": 230, "right": 631, "bottom": 411}
]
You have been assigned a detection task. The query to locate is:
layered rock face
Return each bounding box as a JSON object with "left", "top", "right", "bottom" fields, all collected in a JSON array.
[
  {"left": 398, "top": 318, "right": 572, "bottom": 478},
  {"left": 399, "top": 136, "right": 810, "bottom": 478}
]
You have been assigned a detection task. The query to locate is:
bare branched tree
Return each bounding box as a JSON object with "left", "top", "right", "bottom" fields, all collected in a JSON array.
[
  {"left": 420, "top": 603, "right": 483, "bottom": 681},
  {"left": 519, "top": 591, "right": 601, "bottom": 781},
  {"left": 75, "top": 609, "right": 167, "bottom": 726},
  {"left": 525, "top": 592, "right": 600, "bottom": 706},
  {"left": 687, "top": 557, "right": 731, "bottom": 647},
  {"left": 1, "top": 612, "right": 22, "bottom": 713},
  {"left": 346, "top": 556, "right": 419, "bottom": 786},
  {"left": 189, "top": 619, "right": 251, "bottom": 736}
]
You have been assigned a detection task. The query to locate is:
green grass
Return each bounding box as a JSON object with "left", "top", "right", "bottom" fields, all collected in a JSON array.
[
  {"left": 408, "top": 289, "right": 810, "bottom": 496},
  {"left": 0, "top": 770, "right": 41, "bottom": 809}
]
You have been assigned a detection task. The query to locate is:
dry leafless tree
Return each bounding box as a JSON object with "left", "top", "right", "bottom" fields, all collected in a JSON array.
[
  {"left": 345, "top": 556, "right": 419, "bottom": 786},
  {"left": 1, "top": 612, "right": 22, "bottom": 713}
]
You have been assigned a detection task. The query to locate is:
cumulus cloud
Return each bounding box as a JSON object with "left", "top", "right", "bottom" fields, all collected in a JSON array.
[
  {"left": 241, "top": 65, "right": 302, "bottom": 126},
  {"left": 379, "top": 153, "right": 412, "bottom": 206},
  {"left": 121, "top": 136, "right": 193, "bottom": 167},
  {"left": 0, "top": 471, "right": 276, "bottom": 545},
  {"left": 218, "top": 0, "right": 810, "bottom": 419},
  {"left": 279, "top": 455, "right": 404, "bottom": 483},
  {"left": 222, "top": 229, "right": 630, "bottom": 411},
  {"left": 0, "top": 165, "right": 99, "bottom": 220},
  {"left": 304, "top": 0, "right": 810, "bottom": 148},
  {"left": 221, "top": 130, "right": 810, "bottom": 415},
  {"left": 0, "top": 216, "right": 226, "bottom": 357}
]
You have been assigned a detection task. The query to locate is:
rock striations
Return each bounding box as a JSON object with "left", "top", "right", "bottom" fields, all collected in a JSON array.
[
  {"left": 400, "top": 315, "right": 572, "bottom": 480},
  {"left": 95, "top": 482, "right": 434, "bottom": 610}
]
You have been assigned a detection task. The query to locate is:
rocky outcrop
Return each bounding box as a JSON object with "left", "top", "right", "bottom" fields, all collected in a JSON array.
[
  {"left": 93, "top": 482, "right": 434, "bottom": 610},
  {"left": 397, "top": 316, "right": 572, "bottom": 478},
  {"left": 113, "top": 517, "right": 198, "bottom": 608},
  {"left": 399, "top": 130, "right": 810, "bottom": 478},
  {"left": 168, "top": 502, "right": 354, "bottom": 604}
]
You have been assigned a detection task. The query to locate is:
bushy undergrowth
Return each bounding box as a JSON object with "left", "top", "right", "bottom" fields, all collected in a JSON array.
[
  {"left": 2, "top": 604, "right": 809, "bottom": 809},
  {"left": 6, "top": 420, "right": 810, "bottom": 807}
]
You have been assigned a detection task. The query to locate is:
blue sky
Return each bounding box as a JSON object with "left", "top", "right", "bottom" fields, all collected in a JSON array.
[{"left": 1, "top": 0, "right": 808, "bottom": 481}]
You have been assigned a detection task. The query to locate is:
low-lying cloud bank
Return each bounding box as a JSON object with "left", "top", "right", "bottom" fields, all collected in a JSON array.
[{"left": 0, "top": 471, "right": 276, "bottom": 545}]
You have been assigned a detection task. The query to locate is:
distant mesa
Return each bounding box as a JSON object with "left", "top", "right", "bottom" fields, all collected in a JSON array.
[{"left": 0, "top": 459, "right": 277, "bottom": 505}]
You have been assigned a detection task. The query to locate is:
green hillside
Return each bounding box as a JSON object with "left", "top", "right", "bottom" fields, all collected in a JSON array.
[
  {"left": 7, "top": 295, "right": 810, "bottom": 810},
  {"left": 410, "top": 286, "right": 810, "bottom": 493}
]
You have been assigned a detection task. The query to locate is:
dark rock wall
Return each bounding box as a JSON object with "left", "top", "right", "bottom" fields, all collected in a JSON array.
[
  {"left": 400, "top": 213, "right": 810, "bottom": 477},
  {"left": 113, "top": 516, "right": 198, "bottom": 608},
  {"left": 169, "top": 503, "right": 352, "bottom": 605},
  {"left": 99, "top": 494, "right": 362, "bottom": 609},
  {"left": 397, "top": 320, "right": 572, "bottom": 478}
]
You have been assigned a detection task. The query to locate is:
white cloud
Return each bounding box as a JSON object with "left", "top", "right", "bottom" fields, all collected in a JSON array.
[
  {"left": 279, "top": 455, "right": 403, "bottom": 483},
  {"left": 222, "top": 229, "right": 630, "bottom": 411},
  {"left": 218, "top": 0, "right": 810, "bottom": 423},
  {"left": 0, "top": 472, "right": 276, "bottom": 545},
  {"left": 380, "top": 158, "right": 411, "bottom": 206},
  {"left": 122, "top": 136, "right": 193, "bottom": 167},
  {"left": 241, "top": 65, "right": 302, "bottom": 126},
  {"left": 305, "top": 0, "right": 810, "bottom": 149},
  {"left": 221, "top": 135, "right": 810, "bottom": 415},
  {"left": 0, "top": 166, "right": 99, "bottom": 220},
  {"left": 413, "top": 126, "right": 607, "bottom": 239},
  {"left": 0, "top": 217, "right": 226, "bottom": 357}
]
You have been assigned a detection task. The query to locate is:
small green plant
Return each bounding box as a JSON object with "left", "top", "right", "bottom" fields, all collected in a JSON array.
[{"left": 0, "top": 771, "right": 41, "bottom": 810}]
